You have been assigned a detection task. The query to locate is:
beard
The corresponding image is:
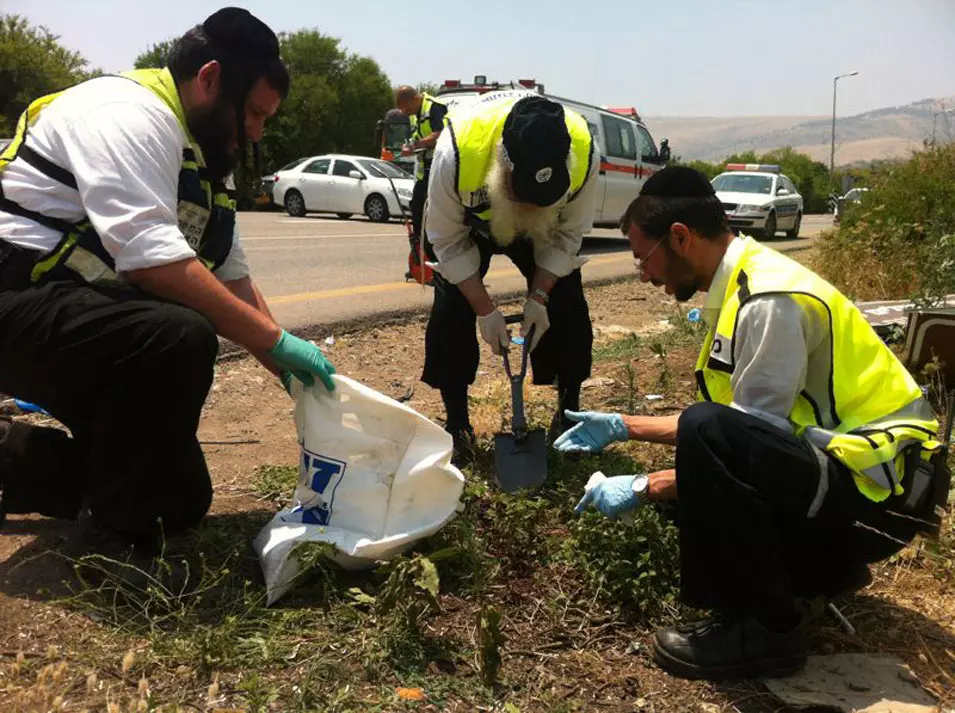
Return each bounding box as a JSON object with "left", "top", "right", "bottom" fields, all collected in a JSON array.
[
  {"left": 486, "top": 151, "right": 560, "bottom": 247},
  {"left": 665, "top": 250, "right": 702, "bottom": 302},
  {"left": 186, "top": 98, "right": 241, "bottom": 183}
]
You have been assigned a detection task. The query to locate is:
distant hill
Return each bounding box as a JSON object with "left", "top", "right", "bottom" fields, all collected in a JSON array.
[{"left": 646, "top": 96, "right": 955, "bottom": 166}]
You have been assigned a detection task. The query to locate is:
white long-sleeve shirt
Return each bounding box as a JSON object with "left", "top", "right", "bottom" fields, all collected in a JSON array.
[
  {"left": 424, "top": 128, "right": 599, "bottom": 284},
  {"left": 0, "top": 75, "right": 249, "bottom": 282}
]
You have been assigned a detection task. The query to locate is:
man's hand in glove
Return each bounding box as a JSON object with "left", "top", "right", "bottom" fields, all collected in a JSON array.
[
  {"left": 553, "top": 410, "right": 629, "bottom": 453},
  {"left": 477, "top": 309, "right": 510, "bottom": 355},
  {"left": 575, "top": 474, "right": 646, "bottom": 518},
  {"left": 268, "top": 330, "right": 337, "bottom": 391},
  {"left": 522, "top": 298, "right": 549, "bottom": 352}
]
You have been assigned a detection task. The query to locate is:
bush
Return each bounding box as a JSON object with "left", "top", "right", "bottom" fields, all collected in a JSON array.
[
  {"left": 567, "top": 505, "right": 681, "bottom": 622},
  {"left": 815, "top": 142, "right": 955, "bottom": 303}
]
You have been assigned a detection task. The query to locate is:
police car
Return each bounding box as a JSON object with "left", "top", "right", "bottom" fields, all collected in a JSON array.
[{"left": 711, "top": 164, "right": 803, "bottom": 239}]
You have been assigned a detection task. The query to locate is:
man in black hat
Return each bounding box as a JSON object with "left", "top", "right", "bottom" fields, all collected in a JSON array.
[
  {"left": 422, "top": 93, "right": 599, "bottom": 463},
  {"left": 0, "top": 8, "right": 335, "bottom": 576}
]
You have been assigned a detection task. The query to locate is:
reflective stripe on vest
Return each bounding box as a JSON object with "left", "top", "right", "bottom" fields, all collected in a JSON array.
[
  {"left": 409, "top": 93, "right": 446, "bottom": 180},
  {"left": 694, "top": 236, "right": 940, "bottom": 502},
  {"left": 450, "top": 95, "right": 593, "bottom": 223},
  {"left": 0, "top": 68, "right": 235, "bottom": 285}
]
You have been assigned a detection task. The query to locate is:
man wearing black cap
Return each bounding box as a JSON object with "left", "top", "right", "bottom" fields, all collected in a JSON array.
[
  {"left": 0, "top": 8, "right": 336, "bottom": 576},
  {"left": 556, "top": 166, "right": 944, "bottom": 680},
  {"left": 422, "top": 93, "right": 599, "bottom": 462}
]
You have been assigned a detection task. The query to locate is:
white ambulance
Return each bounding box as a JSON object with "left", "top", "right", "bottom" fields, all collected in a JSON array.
[{"left": 429, "top": 77, "right": 670, "bottom": 227}]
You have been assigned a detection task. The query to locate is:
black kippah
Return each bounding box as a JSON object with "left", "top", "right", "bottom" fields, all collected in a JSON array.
[
  {"left": 202, "top": 7, "right": 280, "bottom": 61},
  {"left": 640, "top": 166, "right": 716, "bottom": 198}
]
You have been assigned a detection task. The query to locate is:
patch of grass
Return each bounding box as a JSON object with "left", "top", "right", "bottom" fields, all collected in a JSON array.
[
  {"left": 593, "top": 332, "right": 641, "bottom": 362},
  {"left": 252, "top": 463, "right": 298, "bottom": 502}
]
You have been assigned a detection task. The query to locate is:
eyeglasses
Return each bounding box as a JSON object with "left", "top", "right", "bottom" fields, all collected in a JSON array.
[{"left": 632, "top": 236, "right": 666, "bottom": 274}]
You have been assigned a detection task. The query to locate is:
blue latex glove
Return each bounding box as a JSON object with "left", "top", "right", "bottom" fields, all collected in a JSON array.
[
  {"left": 552, "top": 410, "right": 628, "bottom": 453},
  {"left": 267, "top": 331, "right": 336, "bottom": 392},
  {"left": 574, "top": 475, "right": 642, "bottom": 518}
]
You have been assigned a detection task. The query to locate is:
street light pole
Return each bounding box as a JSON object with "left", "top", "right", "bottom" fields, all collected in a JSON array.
[{"left": 830, "top": 71, "right": 859, "bottom": 192}]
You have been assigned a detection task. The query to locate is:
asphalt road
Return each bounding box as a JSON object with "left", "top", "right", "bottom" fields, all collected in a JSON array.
[{"left": 239, "top": 212, "right": 833, "bottom": 329}]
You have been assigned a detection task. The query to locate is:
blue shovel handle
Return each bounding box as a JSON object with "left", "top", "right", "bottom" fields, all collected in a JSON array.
[{"left": 14, "top": 399, "right": 50, "bottom": 416}]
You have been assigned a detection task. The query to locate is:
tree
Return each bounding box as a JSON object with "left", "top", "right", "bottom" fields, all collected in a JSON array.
[
  {"left": 0, "top": 14, "right": 93, "bottom": 135},
  {"left": 415, "top": 82, "right": 442, "bottom": 96},
  {"left": 259, "top": 29, "right": 393, "bottom": 172},
  {"left": 133, "top": 39, "right": 175, "bottom": 70},
  {"left": 667, "top": 155, "right": 722, "bottom": 181}
]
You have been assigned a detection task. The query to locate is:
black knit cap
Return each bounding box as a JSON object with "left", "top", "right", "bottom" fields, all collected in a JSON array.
[
  {"left": 640, "top": 166, "right": 716, "bottom": 198},
  {"left": 501, "top": 96, "right": 571, "bottom": 207},
  {"left": 202, "top": 7, "right": 281, "bottom": 63}
]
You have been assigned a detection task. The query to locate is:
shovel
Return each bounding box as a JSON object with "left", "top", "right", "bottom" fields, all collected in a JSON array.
[{"left": 493, "top": 315, "right": 548, "bottom": 493}]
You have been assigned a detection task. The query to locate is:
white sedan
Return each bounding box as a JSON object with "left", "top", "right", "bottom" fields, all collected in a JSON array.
[{"left": 272, "top": 154, "right": 414, "bottom": 222}]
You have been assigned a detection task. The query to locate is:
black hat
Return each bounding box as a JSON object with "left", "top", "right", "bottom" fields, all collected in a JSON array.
[
  {"left": 640, "top": 166, "right": 716, "bottom": 198},
  {"left": 202, "top": 7, "right": 281, "bottom": 63},
  {"left": 501, "top": 96, "right": 571, "bottom": 207}
]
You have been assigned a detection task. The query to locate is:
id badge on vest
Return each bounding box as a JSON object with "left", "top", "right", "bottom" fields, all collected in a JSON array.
[{"left": 178, "top": 201, "right": 211, "bottom": 249}]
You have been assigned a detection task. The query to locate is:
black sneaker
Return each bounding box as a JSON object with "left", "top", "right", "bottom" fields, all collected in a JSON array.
[
  {"left": 448, "top": 426, "right": 477, "bottom": 468},
  {"left": 653, "top": 614, "right": 808, "bottom": 680}
]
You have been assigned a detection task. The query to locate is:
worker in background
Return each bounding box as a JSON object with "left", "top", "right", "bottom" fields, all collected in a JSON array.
[
  {"left": 0, "top": 8, "right": 335, "bottom": 581},
  {"left": 423, "top": 94, "right": 598, "bottom": 463},
  {"left": 395, "top": 86, "right": 448, "bottom": 276},
  {"left": 558, "top": 166, "right": 946, "bottom": 680}
]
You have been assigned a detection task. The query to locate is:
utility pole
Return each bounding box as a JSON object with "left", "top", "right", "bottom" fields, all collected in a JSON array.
[
  {"left": 933, "top": 107, "right": 953, "bottom": 145},
  {"left": 830, "top": 71, "right": 859, "bottom": 191}
]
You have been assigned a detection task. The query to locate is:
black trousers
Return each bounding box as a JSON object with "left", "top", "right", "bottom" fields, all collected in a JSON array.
[
  {"left": 421, "top": 231, "right": 593, "bottom": 390},
  {"left": 410, "top": 173, "right": 428, "bottom": 240},
  {"left": 0, "top": 261, "right": 218, "bottom": 541},
  {"left": 675, "top": 402, "right": 919, "bottom": 618}
]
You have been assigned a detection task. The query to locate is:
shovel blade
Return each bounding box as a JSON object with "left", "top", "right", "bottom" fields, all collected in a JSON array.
[{"left": 493, "top": 428, "right": 548, "bottom": 493}]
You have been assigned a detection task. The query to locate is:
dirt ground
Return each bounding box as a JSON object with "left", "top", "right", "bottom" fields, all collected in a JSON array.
[{"left": 1, "top": 275, "right": 953, "bottom": 712}]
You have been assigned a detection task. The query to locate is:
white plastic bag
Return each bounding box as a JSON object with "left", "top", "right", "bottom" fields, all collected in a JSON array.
[{"left": 254, "top": 375, "right": 465, "bottom": 605}]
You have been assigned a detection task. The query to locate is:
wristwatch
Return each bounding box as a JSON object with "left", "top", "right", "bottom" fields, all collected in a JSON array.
[
  {"left": 632, "top": 474, "right": 650, "bottom": 497},
  {"left": 530, "top": 287, "right": 550, "bottom": 304}
]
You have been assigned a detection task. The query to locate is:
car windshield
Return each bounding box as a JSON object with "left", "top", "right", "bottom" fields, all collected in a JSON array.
[
  {"left": 278, "top": 158, "right": 308, "bottom": 172},
  {"left": 358, "top": 159, "right": 411, "bottom": 179},
  {"left": 711, "top": 174, "right": 774, "bottom": 195}
]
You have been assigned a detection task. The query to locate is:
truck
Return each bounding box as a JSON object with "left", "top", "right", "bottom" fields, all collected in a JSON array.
[{"left": 375, "top": 76, "right": 670, "bottom": 227}]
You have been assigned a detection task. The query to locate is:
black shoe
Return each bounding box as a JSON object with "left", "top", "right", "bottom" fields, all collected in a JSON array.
[
  {"left": 549, "top": 411, "right": 581, "bottom": 460},
  {"left": 653, "top": 614, "right": 808, "bottom": 680},
  {"left": 68, "top": 512, "right": 194, "bottom": 595},
  {"left": 448, "top": 426, "right": 477, "bottom": 468}
]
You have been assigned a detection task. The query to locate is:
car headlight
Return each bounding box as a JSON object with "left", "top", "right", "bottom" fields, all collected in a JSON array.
[
  {"left": 737, "top": 204, "right": 768, "bottom": 213},
  {"left": 398, "top": 188, "right": 412, "bottom": 199}
]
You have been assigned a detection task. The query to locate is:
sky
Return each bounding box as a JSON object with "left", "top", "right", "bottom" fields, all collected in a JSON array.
[{"left": 9, "top": 0, "right": 955, "bottom": 118}]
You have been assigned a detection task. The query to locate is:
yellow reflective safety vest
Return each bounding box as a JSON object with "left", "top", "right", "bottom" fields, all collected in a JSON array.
[
  {"left": 0, "top": 68, "right": 235, "bottom": 286},
  {"left": 408, "top": 92, "right": 446, "bottom": 181},
  {"left": 450, "top": 95, "right": 594, "bottom": 224},
  {"left": 695, "top": 237, "right": 941, "bottom": 502}
]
